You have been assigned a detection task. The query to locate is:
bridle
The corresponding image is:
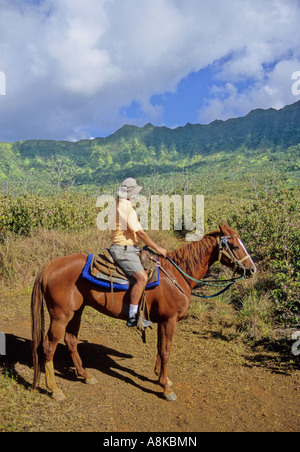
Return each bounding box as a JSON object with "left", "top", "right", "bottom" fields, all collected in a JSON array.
[
  {"left": 217, "top": 235, "right": 251, "bottom": 276},
  {"left": 165, "top": 235, "right": 250, "bottom": 299}
]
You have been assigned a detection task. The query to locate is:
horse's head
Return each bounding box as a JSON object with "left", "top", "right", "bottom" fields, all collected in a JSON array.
[{"left": 218, "top": 222, "right": 257, "bottom": 278}]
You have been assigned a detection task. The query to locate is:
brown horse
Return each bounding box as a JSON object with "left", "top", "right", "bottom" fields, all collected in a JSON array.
[{"left": 31, "top": 222, "right": 256, "bottom": 402}]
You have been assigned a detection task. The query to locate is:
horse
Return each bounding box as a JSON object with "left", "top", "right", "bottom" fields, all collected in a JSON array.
[{"left": 31, "top": 222, "right": 257, "bottom": 402}]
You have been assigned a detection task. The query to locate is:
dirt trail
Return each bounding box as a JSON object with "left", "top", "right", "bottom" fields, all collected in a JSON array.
[{"left": 1, "top": 291, "right": 299, "bottom": 432}]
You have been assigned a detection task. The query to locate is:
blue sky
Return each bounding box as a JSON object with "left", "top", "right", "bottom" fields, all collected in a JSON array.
[
  {"left": 123, "top": 68, "right": 216, "bottom": 128},
  {"left": 0, "top": 0, "right": 300, "bottom": 141}
]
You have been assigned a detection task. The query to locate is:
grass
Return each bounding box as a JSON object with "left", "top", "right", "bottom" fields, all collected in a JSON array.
[
  {"left": 235, "top": 291, "right": 274, "bottom": 338},
  {"left": 0, "top": 228, "right": 109, "bottom": 284},
  {"left": 188, "top": 271, "right": 279, "bottom": 342},
  {"left": 0, "top": 364, "right": 82, "bottom": 432}
]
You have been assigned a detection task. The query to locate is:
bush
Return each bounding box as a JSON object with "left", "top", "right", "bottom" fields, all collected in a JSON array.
[
  {"left": 230, "top": 188, "right": 299, "bottom": 324},
  {"left": 0, "top": 193, "right": 97, "bottom": 239}
]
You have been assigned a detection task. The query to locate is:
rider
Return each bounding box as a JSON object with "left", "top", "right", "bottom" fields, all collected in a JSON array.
[{"left": 109, "top": 178, "right": 167, "bottom": 327}]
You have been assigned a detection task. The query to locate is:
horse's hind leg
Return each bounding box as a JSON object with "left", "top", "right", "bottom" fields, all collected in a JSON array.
[
  {"left": 64, "top": 307, "right": 98, "bottom": 385},
  {"left": 43, "top": 318, "right": 68, "bottom": 401}
]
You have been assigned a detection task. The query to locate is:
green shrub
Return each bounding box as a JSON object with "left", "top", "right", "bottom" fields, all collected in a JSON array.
[
  {"left": 0, "top": 193, "right": 97, "bottom": 239},
  {"left": 230, "top": 188, "right": 299, "bottom": 324}
]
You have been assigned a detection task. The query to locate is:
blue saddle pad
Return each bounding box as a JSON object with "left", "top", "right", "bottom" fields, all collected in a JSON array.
[{"left": 81, "top": 254, "right": 160, "bottom": 291}]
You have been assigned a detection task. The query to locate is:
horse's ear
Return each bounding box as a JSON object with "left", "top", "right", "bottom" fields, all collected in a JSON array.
[{"left": 219, "top": 222, "right": 229, "bottom": 235}]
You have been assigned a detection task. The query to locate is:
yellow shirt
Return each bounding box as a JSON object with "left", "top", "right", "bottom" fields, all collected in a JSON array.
[{"left": 109, "top": 198, "right": 143, "bottom": 246}]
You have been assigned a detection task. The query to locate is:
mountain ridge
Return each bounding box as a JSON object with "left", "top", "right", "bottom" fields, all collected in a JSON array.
[
  {"left": 0, "top": 101, "right": 299, "bottom": 194},
  {"left": 91, "top": 100, "right": 300, "bottom": 141}
]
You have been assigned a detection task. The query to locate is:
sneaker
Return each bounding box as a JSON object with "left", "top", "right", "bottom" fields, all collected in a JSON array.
[
  {"left": 126, "top": 316, "right": 138, "bottom": 327},
  {"left": 126, "top": 315, "right": 152, "bottom": 328}
]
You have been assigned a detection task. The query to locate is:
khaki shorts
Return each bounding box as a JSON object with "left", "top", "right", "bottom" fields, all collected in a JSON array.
[{"left": 110, "top": 244, "right": 144, "bottom": 277}]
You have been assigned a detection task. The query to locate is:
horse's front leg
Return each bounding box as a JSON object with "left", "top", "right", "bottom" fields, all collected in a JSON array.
[
  {"left": 155, "top": 325, "right": 173, "bottom": 388},
  {"left": 154, "top": 322, "right": 162, "bottom": 377},
  {"left": 157, "top": 318, "right": 177, "bottom": 401}
]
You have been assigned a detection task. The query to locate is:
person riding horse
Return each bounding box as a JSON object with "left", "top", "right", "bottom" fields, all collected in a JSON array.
[
  {"left": 109, "top": 178, "right": 167, "bottom": 328},
  {"left": 31, "top": 220, "right": 256, "bottom": 402}
]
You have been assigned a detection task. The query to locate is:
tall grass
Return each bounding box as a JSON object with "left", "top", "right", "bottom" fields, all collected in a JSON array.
[
  {"left": 0, "top": 228, "right": 108, "bottom": 286},
  {"left": 0, "top": 228, "right": 181, "bottom": 288},
  {"left": 0, "top": 187, "right": 298, "bottom": 337}
]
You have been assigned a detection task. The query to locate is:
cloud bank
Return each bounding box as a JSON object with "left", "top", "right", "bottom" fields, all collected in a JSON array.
[{"left": 0, "top": 0, "right": 300, "bottom": 141}]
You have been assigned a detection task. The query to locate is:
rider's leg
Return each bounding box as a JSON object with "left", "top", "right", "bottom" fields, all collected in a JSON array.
[{"left": 127, "top": 270, "right": 148, "bottom": 326}]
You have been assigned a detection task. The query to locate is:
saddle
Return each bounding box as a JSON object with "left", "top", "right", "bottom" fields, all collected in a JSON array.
[
  {"left": 89, "top": 248, "right": 159, "bottom": 287},
  {"left": 81, "top": 248, "right": 159, "bottom": 342}
]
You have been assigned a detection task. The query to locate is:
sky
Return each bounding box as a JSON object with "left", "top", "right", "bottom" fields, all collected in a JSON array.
[{"left": 0, "top": 0, "right": 300, "bottom": 142}]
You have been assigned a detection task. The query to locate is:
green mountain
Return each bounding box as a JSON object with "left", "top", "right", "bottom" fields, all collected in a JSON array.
[{"left": 0, "top": 101, "right": 300, "bottom": 195}]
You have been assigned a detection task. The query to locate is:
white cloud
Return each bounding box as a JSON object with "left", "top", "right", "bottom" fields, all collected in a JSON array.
[
  {"left": 0, "top": 0, "right": 300, "bottom": 140},
  {"left": 198, "top": 59, "right": 300, "bottom": 124},
  {"left": 196, "top": 1, "right": 300, "bottom": 122}
]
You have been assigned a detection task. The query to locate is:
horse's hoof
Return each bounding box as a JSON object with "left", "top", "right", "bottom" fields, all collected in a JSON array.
[
  {"left": 165, "top": 391, "right": 177, "bottom": 402},
  {"left": 85, "top": 377, "right": 98, "bottom": 386},
  {"left": 52, "top": 390, "right": 66, "bottom": 402}
]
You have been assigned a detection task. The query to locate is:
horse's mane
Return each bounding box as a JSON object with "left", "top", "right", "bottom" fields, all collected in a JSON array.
[{"left": 166, "top": 231, "right": 220, "bottom": 276}]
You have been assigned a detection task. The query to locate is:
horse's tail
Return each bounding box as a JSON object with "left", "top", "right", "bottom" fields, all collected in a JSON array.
[{"left": 31, "top": 267, "right": 46, "bottom": 389}]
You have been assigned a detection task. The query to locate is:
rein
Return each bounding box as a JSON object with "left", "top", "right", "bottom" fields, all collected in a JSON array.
[{"left": 166, "top": 236, "right": 247, "bottom": 299}]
